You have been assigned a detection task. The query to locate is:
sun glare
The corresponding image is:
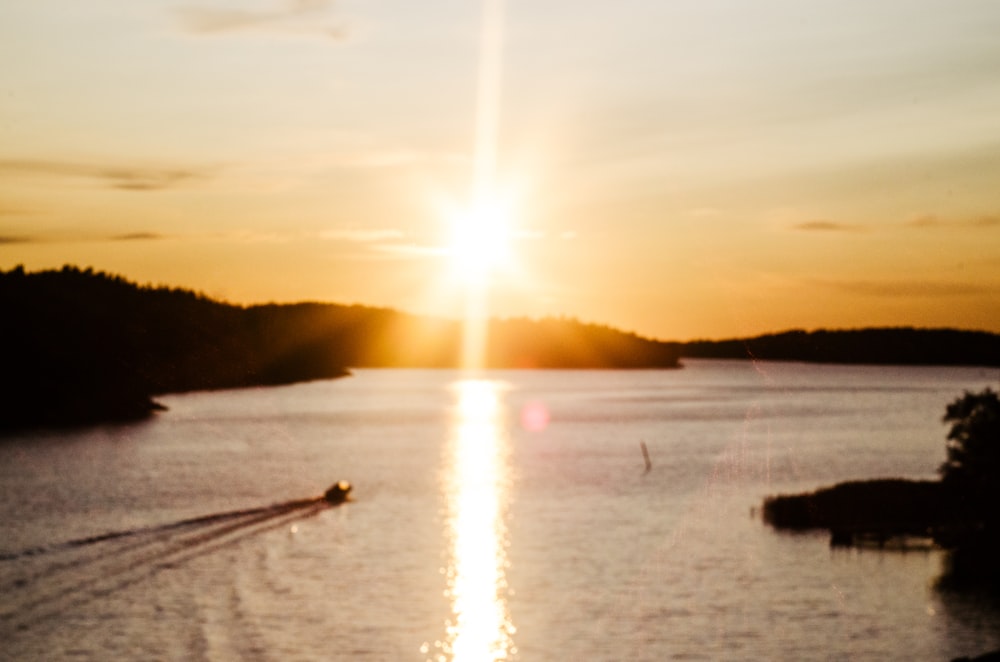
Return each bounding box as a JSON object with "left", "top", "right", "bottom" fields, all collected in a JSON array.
[
  {"left": 450, "top": 197, "right": 512, "bottom": 284},
  {"left": 439, "top": 379, "right": 515, "bottom": 661}
]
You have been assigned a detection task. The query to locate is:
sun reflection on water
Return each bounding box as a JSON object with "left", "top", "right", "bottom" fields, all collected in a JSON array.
[{"left": 439, "top": 379, "right": 515, "bottom": 661}]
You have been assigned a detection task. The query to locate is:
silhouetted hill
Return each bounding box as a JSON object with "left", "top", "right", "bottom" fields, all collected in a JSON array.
[
  {"left": 678, "top": 328, "right": 1000, "bottom": 367},
  {"left": 488, "top": 317, "right": 680, "bottom": 369},
  {"left": 8, "top": 266, "right": 995, "bottom": 430},
  {"left": 0, "top": 266, "right": 352, "bottom": 429},
  {"left": 0, "top": 266, "right": 680, "bottom": 429}
]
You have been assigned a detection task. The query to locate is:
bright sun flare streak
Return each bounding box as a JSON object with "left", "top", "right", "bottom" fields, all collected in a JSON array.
[
  {"left": 456, "top": 0, "right": 506, "bottom": 371},
  {"left": 441, "top": 380, "right": 515, "bottom": 662}
]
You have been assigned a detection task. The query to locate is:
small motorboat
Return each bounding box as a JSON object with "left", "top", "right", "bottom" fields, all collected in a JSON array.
[{"left": 324, "top": 481, "right": 352, "bottom": 504}]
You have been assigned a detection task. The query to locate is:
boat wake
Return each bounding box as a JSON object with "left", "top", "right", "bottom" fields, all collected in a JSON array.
[{"left": 0, "top": 484, "right": 351, "bottom": 634}]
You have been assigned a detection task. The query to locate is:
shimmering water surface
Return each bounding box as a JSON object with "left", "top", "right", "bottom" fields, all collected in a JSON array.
[{"left": 2, "top": 360, "right": 999, "bottom": 660}]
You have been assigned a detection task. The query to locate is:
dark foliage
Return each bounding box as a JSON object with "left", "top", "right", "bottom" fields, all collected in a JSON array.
[
  {"left": 681, "top": 328, "right": 1000, "bottom": 366},
  {"left": 937, "top": 388, "right": 1000, "bottom": 591},
  {"left": 762, "top": 479, "right": 962, "bottom": 533},
  {"left": 764, "top": 388, "right": 1000, "bottom": 592},
  {"left": 0, "top": 265, "right": 681, "bottom": 430},
  {"left": 952, "top": 651, "right": 1000, "bottom": 662},
  {"left": 940, "top": 389, "right": 1000, "bottom": 504},
  {"left": 0, "top": 266, "right": 353, "bottom": 429}
]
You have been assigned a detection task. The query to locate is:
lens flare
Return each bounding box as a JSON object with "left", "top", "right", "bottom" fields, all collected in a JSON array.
[
  {"left": 456, "top": 0, "right": 506, "bottom": 373},
  {"left": 519, "top": 401, "right": 550, "bottom": 432}
]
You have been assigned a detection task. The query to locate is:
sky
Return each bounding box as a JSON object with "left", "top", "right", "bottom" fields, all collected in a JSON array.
[{"left": 2, "top": 0, "right": 999, "bottom": 341}]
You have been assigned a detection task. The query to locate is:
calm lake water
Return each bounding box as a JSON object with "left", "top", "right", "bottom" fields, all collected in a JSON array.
[{"left": 2, "top": 360, "right": 999, "bottom": 660}]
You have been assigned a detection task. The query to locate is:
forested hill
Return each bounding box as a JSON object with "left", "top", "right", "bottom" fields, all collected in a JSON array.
[
  {"left": 678, "top": 328, "right": 1000, "bottom": 366},
  {"left": 5, "top": 265, "right": 997, "bottom": 430},
  {"left": 0, "top": 266, "right": 679, "bottom": 429}
]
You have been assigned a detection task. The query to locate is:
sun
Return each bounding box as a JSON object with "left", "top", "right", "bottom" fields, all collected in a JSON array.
[{"left": 449, "top": 196, "right": 513, "bottom": 284}]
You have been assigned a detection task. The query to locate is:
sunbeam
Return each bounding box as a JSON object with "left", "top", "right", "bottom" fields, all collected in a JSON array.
[{"left": 457, "top": 0, "right": 506, "bottom": 372}]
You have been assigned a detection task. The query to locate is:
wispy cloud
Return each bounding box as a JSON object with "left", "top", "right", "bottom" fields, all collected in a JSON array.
[
  {"left": 212, "top": 229, "right": 424, "bottom": 254},
  {"left": 905, "top": 214, "right": 1000, "bottom": 229},
  {"left": 111, "top": 232, "right": 168, "bottom": 241},
  {"left": 175, "top": 0, "right": 348, "bottom": 40},
  {"left": 367, "top": 243, "right": 447, "bottom": 259},
  {"left": 0, "top": 235, "right": 37, "bottom": 245},
  {"left": 321, "top": 228, "right": 445, "bottom": 260},
  {"left": 104, "top": 170, "right": 205, "bottom": 191},
  {"left": 906, "top": 215, "right": 943, "bottom": 229},
  {"left": 0, "top": 159, "right": 212, "bottom": 191},
  {"left": 0, "top": 231, "right": 171, "bottom": 244},
  {"left": 319, "top": 228, "right": 405, "bottom": 243},
  {"left": 816, "top": 279, "right": 989, "bottom": 298},
  {"left": 792, "top": 220, "right": 864, "bottom": 232}
]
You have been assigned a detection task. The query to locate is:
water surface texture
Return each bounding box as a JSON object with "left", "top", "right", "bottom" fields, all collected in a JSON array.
[{"left": 2, "top": 361, "right": 999, "bottom": 660}]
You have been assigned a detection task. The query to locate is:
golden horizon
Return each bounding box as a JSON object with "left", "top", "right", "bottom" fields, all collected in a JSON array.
[{"left": 2, "top": 2, "right": 1000, "bottom": 341}]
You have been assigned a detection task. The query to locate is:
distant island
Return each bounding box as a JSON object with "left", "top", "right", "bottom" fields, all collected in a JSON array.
[
  {"left": 677, "top": 328, "right": 1000, "bottom": 367},
  {"left": 3, "top": 265, "right": 1000, "bottom": 430}
]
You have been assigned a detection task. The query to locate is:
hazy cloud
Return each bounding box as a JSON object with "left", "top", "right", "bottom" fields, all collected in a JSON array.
[
  {"left": 906, "top": 215, "right": 944, "bottom": 228},
  {"left": 215, "top": 229, "right": 416, "bottom": 246},
  {"left": 176, "top": 0, "right": 347, "bottom": 40},
  {"left": 338, "top": 228, "right": 451, "bottom": 260},
  {"left": 965, "top": 216, "right": 998, "bottom": 228},
  {"left": 227, "top": 230, "right": 301, "bottom": 244},
  {"left": 319, "top": 228, "right": 405, "bottom": 243},
  {"left": 369, "top": 243, "right": 447, "bottom": 259},
  {"left": 0, "top": 159, "right": 212, "bottom": 191},
  {"left": 224, "top": 229, "right": 444, "bottom": 259},
  {"left": 0, "top": 235, "right": 36, "bottom": 244},
  {"left": 104, "top": 169, "right": 206, "bottom": 191},
  {"left": 817, "top": 279, "right": 989, "bottom": 298},
  {"left": 792, "top": 220, "right": 863, "bottom": 232},
  {"left": 0, "top": 232, "right": 171, "bottom": 244},
  {"left": 905, "top": 214, "right": 1000, "bottom": 229},
  {"left": 112, "top": 232, "right": 168, "bottom": 241}
]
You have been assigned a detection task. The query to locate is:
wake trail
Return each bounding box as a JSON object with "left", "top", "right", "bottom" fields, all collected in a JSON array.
[
  {"left": 0, "top": 487, "right": 349, "bottom": 634},
  {"left": 0, "top": 497, "right": 323, "bottom": 562}
]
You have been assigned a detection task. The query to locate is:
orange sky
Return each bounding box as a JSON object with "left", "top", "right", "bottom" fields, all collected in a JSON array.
[{"left": 2, "top": 1, "right": 999, "bottom": 340}]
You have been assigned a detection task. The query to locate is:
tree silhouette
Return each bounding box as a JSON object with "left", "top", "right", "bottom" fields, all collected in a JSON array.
[
  {"left": 936, "top": 388, "right": 1000, "bottom": 591},
  {"left": 940, "top": 388, "right": 1000, "bottom": 501}
]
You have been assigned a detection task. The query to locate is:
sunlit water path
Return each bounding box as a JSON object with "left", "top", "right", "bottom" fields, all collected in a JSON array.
[
  {"left": 435, "top": 379, "right": 515, "bottom": 661},
  {"left": 1, "top": 362, "right": 999, "bottom": 660}
]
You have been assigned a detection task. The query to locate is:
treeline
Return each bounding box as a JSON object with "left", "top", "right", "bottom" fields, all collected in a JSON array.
[
  {"left": 488, "top": 317, "right": 680, "bottom": 369},
  {"left": 6, "top": 265, "right": 998, "bottom": 430},
  {"left": 678, "top": 328, "right": 1000, "bottom": 366},
  {"left": 0, "top": 266, "right": 343, "bottom": 428},
  {"left": 0, "top": 266, "right": 679, "bottom": 429}
]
